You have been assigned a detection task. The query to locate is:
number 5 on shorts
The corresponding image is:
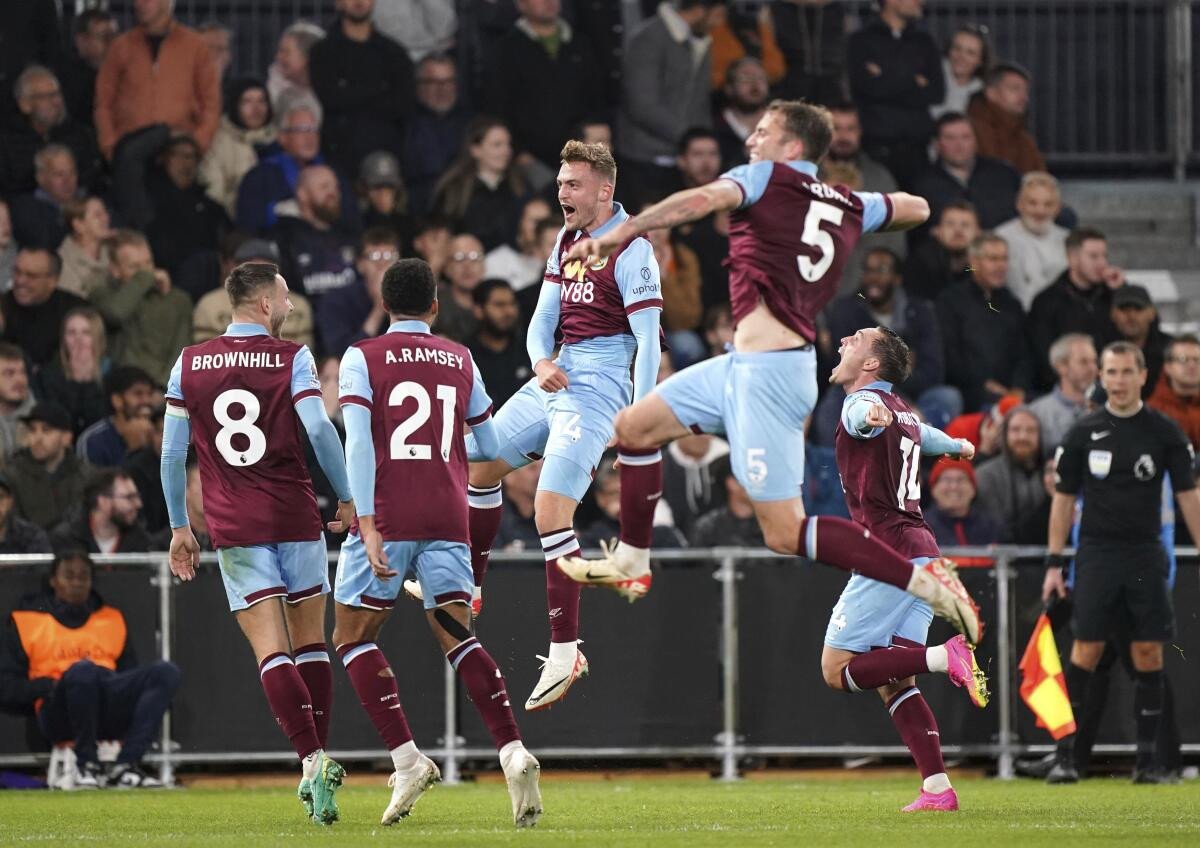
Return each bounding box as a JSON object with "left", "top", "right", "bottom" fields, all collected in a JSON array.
[{"left": 746, "top": 447, "right": 768, "bottom": 485}]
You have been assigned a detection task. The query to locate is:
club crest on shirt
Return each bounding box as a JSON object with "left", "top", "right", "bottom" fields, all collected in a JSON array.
[
  {"left": 1134, "top": 453, "right": 1156, "bottom": 481},
  {"left": 1088, "top": 449, "right": 1112, "bottom": 479}
]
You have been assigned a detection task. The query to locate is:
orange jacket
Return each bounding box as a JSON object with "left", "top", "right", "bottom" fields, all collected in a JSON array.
[
  {"left": 709, "top": 20, "right": 786, "bottom": 89},
  {"left": 1148, "top": 376, "right": 1200, "bottom": 450},
  {"left": 94, "top": 22, "right": 220, "bottom": 159},
  {"left": 967, "top": 94, "right": 1046, "bottom": 175}
]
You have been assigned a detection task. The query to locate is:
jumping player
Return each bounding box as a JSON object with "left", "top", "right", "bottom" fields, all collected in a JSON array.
[
  {"left": 161, "top": 262, "right": 355, "bottom": 824},
  {"left": 823, "top": 326, "right": 988, "bottom": 812},
  {"left": 334, "top": 259, "right": 542, "bottom": 827},
  {"left": 559, "top": 100, "right": 981, "bottom": 643}
]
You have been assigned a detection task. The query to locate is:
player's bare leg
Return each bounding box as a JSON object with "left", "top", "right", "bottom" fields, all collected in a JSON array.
[
  {"left": 332, "top": 604, "right": 439, "bottom": 824},
  {"left": 427, "top": 602, "right": 541, "bottom": 827},
  {"left": 283, "top": 596, "right": 333, "bottom": 749}
]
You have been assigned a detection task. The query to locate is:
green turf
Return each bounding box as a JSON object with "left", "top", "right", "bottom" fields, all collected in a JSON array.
[{"left": 1, "top": 774, "right": 1198, "bottom": 847}]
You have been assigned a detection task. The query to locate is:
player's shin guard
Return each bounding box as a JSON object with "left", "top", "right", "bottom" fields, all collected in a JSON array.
[
  {"left": 541, "top": 528, "right": 582, "bottom": 643},
  {"left": 294, "top": 643, "right": 333, "bottom": 748},
  {"left": 843, "top": 647, "right": 931, "bottom": 692},
  {"left": 887, "top": 686, "right": 946, "bottom": 780},
  {"left": 448, "top": 636, "right": 521, "bottom": 749},
  {"left": 258, "top": 653, "right": 321, "bottom": 759},
  {"left": 799, "top": 516, "right": 916, "bottom": 589},
  {"left": 336, "top": 641, "right": 414, "bottom": 751},
  {"left": 1133, "top": 670, "right": 1165, "bottom": 771},
  {"left": 617, "top": 447, "right": 662, "bottom": 549},
  {"left": 469, "top": 484, "right": 504, "bottom": 588}
]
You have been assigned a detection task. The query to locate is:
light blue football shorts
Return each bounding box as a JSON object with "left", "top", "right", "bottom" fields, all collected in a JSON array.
[
  {"left": 216, "top": 537, "right": 329, "bottom": 612},
  {"left": 334, "top": 532, "right": 472, "bottom": 611},
  {"left": 824, "top": 557, "right": 935, "bottom": 653},
  {"left": 656, "top": 347, "right": 817, "bottom": 502}
]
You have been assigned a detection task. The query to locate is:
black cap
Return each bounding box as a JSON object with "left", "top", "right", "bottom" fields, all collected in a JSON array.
[
  {"left": 21, "top": 401, "right": 72, "bottom": 432},
  {"left": 1112, "top": 284, "right": 1152, "bottom": 309}
]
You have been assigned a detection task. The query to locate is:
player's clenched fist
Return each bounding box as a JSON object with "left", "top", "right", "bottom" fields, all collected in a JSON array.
[
  {"left": 956, "top": 439, "right": 976, "bottom": 461},
  {"left": 534, "top": 358, "right": 569, "bottom": 393},
  {"left": 865, "top": 402, "right": 893, "bottom": 428},
  {"left": 565, "top": 235, "right": 619, "bottom": 264}
]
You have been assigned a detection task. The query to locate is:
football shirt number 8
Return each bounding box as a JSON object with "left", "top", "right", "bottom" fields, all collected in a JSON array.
[
  {"left": 214, "top": 388, "right": 267, "bottom": 467},
  {"left": 389, "top": 381, "right": 457, "bottom": 462}
]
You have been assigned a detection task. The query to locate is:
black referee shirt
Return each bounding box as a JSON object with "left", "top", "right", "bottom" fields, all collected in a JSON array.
[{"left": 1055, "top": 404, "right": 1196, "bottom": 545}]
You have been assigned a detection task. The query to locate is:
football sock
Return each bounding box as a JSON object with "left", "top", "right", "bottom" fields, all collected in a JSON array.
[
  {"left": 798, "top": 516, "right": 916, "bottom": 589},
  {"left": 336, "top": 641, "right": 413, "bottom": 751},
  {"left": 541, "top": 528, "right": 582, "bottom": 643},
  {"left": 301, "top": 750, "right": 323, "bottom": 781},
  {"left": 448, "top": 637, "right": 521, "bottom": 750},
  {"left": 1133, "top": 670, "right": 1164, "bottom": 771},
  {"left": 887, "top": 686, "right": 946, "bottom": 780},
  {"left": 1056, "top": 662, "right": 1093, "bottom": 762},
  {"left": 390, "top": 740, "right": 420, "bottom": 772},
  {"left": 294, "top": 643, "right": 333, "bottom": 748},
  {"left": 468, "top": 484, "right": 504, "bottom": 588},
  {"left": 1074, "top": 664, "right": 1112, "bottom": 774},
  {"left": 617, "top": 447, "right": 662, "bottom": 550},
  {"left": 842, "top": 647, "right": 931, "bottom": 692},
  {"left": 258, "top": 653, "right": 321, "bottom": 760}
]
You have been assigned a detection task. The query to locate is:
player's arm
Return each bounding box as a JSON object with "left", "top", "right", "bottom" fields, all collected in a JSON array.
[
  {"left": 528, "top": 228, "right": 568, "bottom": 391},
  {"left": 918, "top": 423, "right": 974, "bottom": 460},
  {"left": 1165, "top": 425, "right": 1200, "bottom": 545},
  {"left": 1044, "top": 438, "right": 1084, "bottom": 601},
  {"left": 292, "top": 346, "right": 354, "bottom": 530},
  {"left": 160, "top": 354, "right": 200, "bottom": 581},
  {"left": 615, "top": 239, "right": 663, "bottom": 402},
  {"left": 840, "top": 391, "right": 889, "bottom": 439},
  {"left": 853, "top": 190, "right": 930, "bottom": 235},
  {"left": 464, "top": 353, "right": 500, "bottom": 461}
]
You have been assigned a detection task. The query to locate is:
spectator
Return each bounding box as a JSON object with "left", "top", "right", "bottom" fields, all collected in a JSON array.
[
  {"left": 0, "top": 200, "right": 14, "bottom": 287},
  {"left": 32, "top": 306, "right": 110, "bottom": 436},
  {"left": 197, "top": 22, "right": 233, "bottom": 81},
  {"left": 76, "top": 366, "right": 156, "bottom": 469},
  {"left": 308, "top": 0, "right": 415, "bottom": 177},
  {"left": 518, "top": 216, "right": 566, "bottom": 319},
  {"left": 663, "top": 432, "right": 730, "bottom": 539},
  {"left": 911, "top": 113, "right": 1020, "bottom": 233},
  {"left": 1, "top": 247, "right": 87, "bottom": 368},
  {"left": 708, "top": 4, "right": 786, "bottom": 92},
  {"left": 1012, "top": 457, "right": 1059, "bottom": 545},
  {"left": 89, "top": 230, "right": 192, "bottom": 386},
  {"left": 903, "top": 200, "right": 978, "bottom": 302},
  {"left": 60, "top": 9, "right": 119, "bottom": 133},
  {"left": 1026, "top": 333, "right": 1098, "bottom": 455},
  {"left": 0, "top": 0, "right": 63, "bottom": 131},
  {"left": 430, "top": 118, "right": 528, "bottom": 252},
  {"left": 484, "top": 196, "right": 553, "bottom": 293},
  {"left": 930, "top": 24, "right": 990, "bottom": 121},
  {"left": 646, "top": 220, "right": 704, "bottom": 368},
  {"left": 1028, "top": 227, "right": 1125, "bottom": 390},
  {"left": 617, "top": 0, "right": 718, "bottom": 203},
  {"left": 94, "top": 0, "right": 220, "bottom": 160},
  {"left": 10, "top": 145, "right": 83, "bottom": 250},
  {"left": 359, "top": 151, "right": 414, "bottom": 245},
  {"left": 923, "top": 457, "right": 1006, "bottom": 546},
  {"left": 968, "top": 62, "right": 1045, "bottom": 174},
  {"left": 267, "top": 21, "right": 325, "bottom": 108},
  {"left": 57, "top": 197, "right": 114, "bottom": 299},
  {"left": 575, "top": 119, "right": 613, "bottom": 148},
  {"left": 5, "top": 402, "right": 91, "bottom": 531},
  {"left": 403, "top": 54, "right": 472, "bottom": 215},
  {"left": 995, "top": 171, "right": 1069, "bottom": 309},
  {"left": 0, "top": 65, "right": 102, "bottom": 197},
  {"left": 495, "top": 459, "right": 541, "bottom": 550},
  {"left": 272, "top": 165, "right": 359, "bottom": 311},
  {"left": 0, "top": 344, "right": 35, "bottom": 462},
  {"left": 713, "top": 57, "right": 771, "bottom": 169},
  {"left": 1149, "top": 334, "right": 1200, "bottom": 449},
  {"left": 0, "top": 473, "right": 52, "bottom": 554},
  {"left": 579, "top": 457, "right": 685, "bottom": 550},
  {"left": 435, "top": 233, "right": 487, "bottom": 343},
  {"left": 122, "top": 406, "right": 168, "bottom": 534},
  {"left": 1109, "top": 284, "right": 1169, "bottom": 398},
  {"left": 145, "top": 135, "right": 232, "bottom": 280},
  {"left": 772, "top": 0, "right": 846, "bottom": 105},
  {"left": 51, "top": 470, "right": 154, "bottom": 553},
  {"left": 467, "top": 279, "right": 530, "bottom": 409},
  {"left": 703, "top": 302, "right": 734, "bottom": 357},
  {"left": 690, "top": 466, "right": 765, "bottom": 548},
  {"left": 974, "top": 406, "right": 1045, "bottom": 541},
  {"left": 200, "top": 78, "right": 277, "bottom": 218},
  {"left": 672, "top": 129, "right": 730, "bottom": 310},
  {"left": 846, "top": 0, "right": 944, "bottom": 188},
  {"left": 315, "top": 227, "right": 400, "bottom": 357},
  {"left": 936, "top": 233, "right": 1033, "bottom": 411},
  {"left": 0, "top": 550, "right": 179, "bottom": 787},
  {"left": 411, "top": 214, "right": 454, "bottom": 281},
  {"left": 373, "top": 0, "right": 457, "bottom": 62}
]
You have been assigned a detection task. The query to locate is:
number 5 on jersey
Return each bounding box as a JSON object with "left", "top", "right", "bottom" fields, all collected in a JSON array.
[{"left": 797, "top": 200, "right": 844, "bottom": 283}]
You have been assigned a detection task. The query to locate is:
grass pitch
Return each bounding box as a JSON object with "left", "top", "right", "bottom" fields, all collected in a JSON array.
[{"left": 1, "top": 773, "right": 1197, "bottom": 847}]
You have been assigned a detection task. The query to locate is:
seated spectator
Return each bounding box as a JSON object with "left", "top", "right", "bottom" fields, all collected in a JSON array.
[
  {"left": 646, "top": 220, "right": 704, "bottom": 368},
  {"left": 431, "top": 118, "right": 527, "bottom": 252},
  {"left": 930, "top": 24, "right": 990, "bottom": 121},
  {"left": 771, "top": 0, "right": 846, "bottom": 105},
  {"left": 0, "top": 344, "right": 35, "bottom": 463},
  {"left": 994, "top": 171, "right": 1068, "bottom": 309},
  {"left": 404, "top": 53, "right": 473, "bottom": 215},
  {"left": 713, "top": 57, "right": 771, "bottom": 169},
  {"left": 0, "top": 200, "right": 14, "bottom": 286},
  {"left": 197, "top": 21, "right": 233, "bottom": 81},
  {"left": 373, "top": 0, "right": 457, "bottom": 63},
  {"left": 0, "top": 0, "right": 63, "bottom": 129},
  {"left": 579, "top": 458, "right": 684, "bottom": 550},
  {"left": 76, "top": 366, "right": 157, "bottom": 469},
  {"left": 122, "top": 406, "right": 167, "bottom": 534},
  {"left": 1028, "top": 227, "right": 1125, "bottom": 390},
  {"left": 57, "top": 197, "right": 114, "bottom": 297},
  {"left": 411, "top": 214, "right": 454, "bottom": 280},
  {"left": 911, "top": 113, "right": 1020, "bottom": 233},
  {"left": 689, "top": 463, "right": 765, "bottom": 548},
  {"left": 825, "top": 102, "right": 900, "bottom": 194},
  {"left": 6, "top": 402, "right": 91, "bottom": 531},
  {"left": 923, "top": 457, "right": 1006, "bottom": 546},
  {"left": 467, "top": 279, "right": 529, "bottom": 408},
  {"left": 1150, "top": 334, "right": 1200, "bottom": 449},
  {"left": 0, "top": 65, "right": 102, "bottom": 196},
  {"left": 517, "top": 217, "right": 566, "bottom": 319},
  {"left": 359, "top": 151, "right": 414, "bottom": 246},
  {"left": 51, "top": 469, "right": 154, "bottom": 554},
  {"left": 272, "top": 165, "right": 359, "bottom": 310},
  {"left": 10, "top": 144, "right": 83, "bottom": 250},
  {"left": 708, "top": 4, "right": 785, "bottom": 92},
  {"left": 945, "top": 392, "right": 1022, "bottom": 465},
  {"left": 485, "top": 196, "right": 552, "bottom": 293},
  {"left": 436, "top": 233, "right": 487, "bottom": 343},
  {"left": 32, "top": 306, "right": 110, "bottom": 436},
  {"left": 1109, "top": 284, "right": 1169, "bottom": 398},
  {"left": 903, "top": 200, "right": 979, "bottom": 302},
  {"left": 1, "top": 247, "right": 88, "bottom": 368},
  {"left": 495, "top": 460, "right": 541, "bottom": 551},
  {"left": 60, "top": 9, "right": 119, "bottom": 135},
  {"left": 145, "top": 135, "right": 232, "bottom": 281},
  {"left": 1026, "top": 333, "right": 1098, "bottom": 455},
  {"left": 89, "top": 231, "right": 192, "bottom": 386},
  {"left": 0, "top": 550, "right": 179, "bottom": 786},
  {"left": 936, "top": 233, "right": 1033, "bottom": 411},
  {"left": 200, "top": 78, "right": 277, "bottom": 218},
  {"left": 663, "top": 432, "right": 730, "bottom": 540},
  {"left": 0, "top": 472, "right": 52, "bottom": 553},
  {"left": 1011, "top": 457, "right": 1058, "bottom": 545},
  {"left": 968, "top": 62, "right": 1045, "bottom": 174},
  {"left": 267, "top": 21, "right": 325, "bottom": 108},
  {"left": 672, "top": 129, "right": 729, "bottom": 310},
  {"left": 703, "top": 302, "right": 734, "bottom": 357},
  {"left": 316, "top": 227, "right": 400, "bottom": 357},
  {"left": 974, "top": 406, "right": 1045, "bottom": 541}
]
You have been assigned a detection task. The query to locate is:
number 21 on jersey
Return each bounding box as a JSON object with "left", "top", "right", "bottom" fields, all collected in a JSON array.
[{"left": 389, "top": 381, "right": 457, "bottom": 461}]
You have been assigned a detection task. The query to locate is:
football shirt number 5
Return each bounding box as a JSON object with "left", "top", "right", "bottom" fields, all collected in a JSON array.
[
  {"left": 389, "top": 381, "right": 456, "bottom": 461},
  {"left": 796, "top": 200, "right": 844, "bottom": 282}
]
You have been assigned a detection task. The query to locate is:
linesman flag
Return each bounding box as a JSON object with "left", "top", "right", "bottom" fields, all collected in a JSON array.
[{"left": 1018, "top": 613, "right": 1076, "bottom": 740}]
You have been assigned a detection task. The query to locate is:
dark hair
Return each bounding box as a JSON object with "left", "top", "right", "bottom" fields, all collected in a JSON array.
[
  {"left": 677, "top": 127, "right": 720, "bottom": 156},
  {"left": 946, "top": 24, "right": 993, "bottom": 79},
  {"left": 432, "top": 117, "right": 526, "bottom": 221},
  {"left": 939, "top": 199, "right": 978, "bottom": 222},
  {"left": 17, "top": 245, "right": 62, "bottom": 278},
  {"left": 1167, "top": 334, "right": 1200, "bottom": 359},
  {"left": 1066, "top": 227, "right": 1107, "bottom": 251},
  {"left": 934, "top": 111, "right": 972, "bottom": 136},
  {"left": 1102, "top": 340, "right": 1147, "bottom": 371},
  {"left": 413, "top": 213, "right": 453, "bottom": 237},
  {"left": 986, "top": 61, "right": 1031, "bottom": 87},
  {"left": 85, "top": 468, "right": 132, "bottom": 511},
  {"left": 534, "top": 217, "right": 564, "bottom": 241},
  {"left": 104, "top": 365, "right": 155, "bottom": 399},
  {"left": 225, "top": 77, "right": 273, "bottom": 128},
  {"left": 472, "top": 277, "right": 514, "bottom": 308},
  {"left": 703, "top": 302, "right": 732, "bottom": 334},
  {"left": 382, "top": 258, "right": 437, "bottom": 317},
  {"left": 48, "top": 548, "right": 93, "bottom": 582},
  {"left": 871, "top": 327, "right": 913, "bottom": 384},
  {"left": 73, "top": 8, "right": 115, "bottom": 36},
  {"left": 0, "top": 341, "right": 25, "bottom": 363},
  {"left": 225, "top": 261, "right": 279, "bottom": 308},
  {"left": 826, "top": 100, "right": 859, "bottom": 117},
  {"left": 765, "top": 99, "right": 833, "bottom": 163},
  {"left": 360, "top": 226, "right": 401, "bottom": 253}
]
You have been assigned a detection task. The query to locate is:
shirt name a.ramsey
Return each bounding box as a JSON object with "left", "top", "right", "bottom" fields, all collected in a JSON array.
[
  {"left": 191, "top": 352, "right": 286, "bottom": 371},
  {"left": 385, "top": 347, "right": 465, "bottom": 369}
]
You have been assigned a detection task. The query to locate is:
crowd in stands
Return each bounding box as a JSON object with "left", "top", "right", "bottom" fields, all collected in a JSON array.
[{"left": 0, "top": 0, "right": 1192, "bottom": 560}]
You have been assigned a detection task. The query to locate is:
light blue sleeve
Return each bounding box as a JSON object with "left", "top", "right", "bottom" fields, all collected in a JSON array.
[
  {"left": 160, "top": 414, "right": 191, "bottom": 529},
  {"left": 614, "top": 238, "right": 663, "bottom": 310},
  {"left": 628, "top": 308, "right": 661, "bottom": 403},
  {"left": 466, "top": 353, "right": 493, "bottom": 422},
  {"left": 337, "top": 345, "right": 372, "bottom": 405},
  {"left": 165, "top": 354, "right": 184, "bottom": 402},
  {"left": 295, "top": 395, "right": 351, "bottom": 502},
  {"left": 840, "top": 391, "right": 885, "bottom": 440},
  {"left": 342, "top": 403, "right": 376, "bottom": 517},
  {"left": 543, "top": 225, "right": 566, "bottom": 281},
  {"left": 291, "top": 345, "right": 321, "bottom": 397},
  {"left": 719, "top": 161, "right": 775, "bottom": 209},
  {"left": 526, "top": 279, "right": 561, "bottom": 367},
  {"left": 467, "top": 418, "right": 500, "bottom": 462},
  {"left": 853, "top": 191, "right": 892, "bottom": 234},
  {"left": 918, "top": 423, "right": 962, "bottom": 456},
  {"left": 1162, "top": 474, "right": 1177, "bottom": 589}
]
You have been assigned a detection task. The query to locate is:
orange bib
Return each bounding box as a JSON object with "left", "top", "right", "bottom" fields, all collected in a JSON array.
[{"left": 12, "top": 606, "right": 127, "bottom": 683}]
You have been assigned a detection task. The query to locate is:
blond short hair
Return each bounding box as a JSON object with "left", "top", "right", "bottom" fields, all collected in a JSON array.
[
  {"left": 1019, "top": 170, "right": 1060, "bottom": 198},
  {"left": 560, "top": 140, "right": 617, "bottom": 183}
]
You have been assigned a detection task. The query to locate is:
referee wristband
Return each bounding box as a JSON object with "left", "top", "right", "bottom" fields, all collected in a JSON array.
[{"left": 1045, "top": 553, "right": 1067, "bottom": 570}]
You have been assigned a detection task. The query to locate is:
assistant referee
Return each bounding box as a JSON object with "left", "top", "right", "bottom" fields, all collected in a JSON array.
[{"left": 1042, "top": 341, "right": 1200, "bottom": 785}]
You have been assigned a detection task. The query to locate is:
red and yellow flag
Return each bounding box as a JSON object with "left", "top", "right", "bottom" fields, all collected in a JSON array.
[{"left": 1019, "top": 613, "right": 1076, "bottom": 740}]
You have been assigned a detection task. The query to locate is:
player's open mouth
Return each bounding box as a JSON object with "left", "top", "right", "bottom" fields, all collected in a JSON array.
[{"left": 561, "top": 204, "right": 576, "bottom": 217}]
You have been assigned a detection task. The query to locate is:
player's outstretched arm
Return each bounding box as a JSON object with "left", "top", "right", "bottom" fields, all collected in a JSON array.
[
  {"left": 918, "top": 423, "right": 973, "bottom": 459},
  {"left": 881, "top": 192, "right": 930, "bottom": 232},
  {"left": 629, "top": 308, "right": 661, "bottom": 402}
]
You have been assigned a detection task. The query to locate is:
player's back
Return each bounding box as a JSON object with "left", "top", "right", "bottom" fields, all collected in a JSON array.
[
  {"left": 175, "top": 333, "right": 322, "bottom": 548},
  {"left": 835, "top": 387, "right": 939, "bottom": 560}
]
